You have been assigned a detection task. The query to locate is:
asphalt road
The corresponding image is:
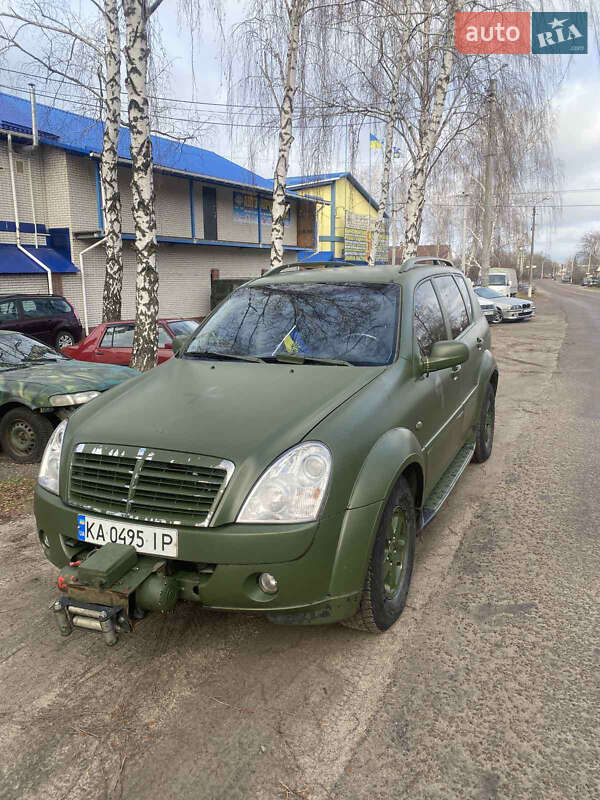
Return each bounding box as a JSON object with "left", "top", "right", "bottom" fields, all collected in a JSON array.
[{"left": 0, "top": 282, "right": 598, "bottom": 800}]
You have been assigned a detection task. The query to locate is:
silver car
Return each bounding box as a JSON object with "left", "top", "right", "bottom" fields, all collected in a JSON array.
[{"left": 475, "top": 287, "right": 536, "bottom": 322}]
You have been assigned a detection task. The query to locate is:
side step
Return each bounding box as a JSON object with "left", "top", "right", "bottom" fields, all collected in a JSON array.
[{"left": 422, "top": 441, "right": 476, "bottom": 528}]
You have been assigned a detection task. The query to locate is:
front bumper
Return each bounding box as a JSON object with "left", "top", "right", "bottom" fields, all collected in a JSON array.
[{"left": 34, "top": 486, "right": 382, "bottom": 624}]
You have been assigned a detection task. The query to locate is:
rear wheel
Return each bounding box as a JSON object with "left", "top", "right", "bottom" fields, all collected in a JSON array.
[
  {"left": 55, "top": 330, "right": 75, "bottom": 350},
  {"left": 0, "top": 408, "right": 54, "bottom": 463},
  {"left": 342, "top": 477, "right": 416, "bottom": 633}
]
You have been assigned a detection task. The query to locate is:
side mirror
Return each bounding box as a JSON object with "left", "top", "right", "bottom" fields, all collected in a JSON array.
[
  {"left": 420, "top": 340, "right": 469, "bottom": 375},
  {"left": 171, "top": 335, "right": 187, "bottom": 356}
]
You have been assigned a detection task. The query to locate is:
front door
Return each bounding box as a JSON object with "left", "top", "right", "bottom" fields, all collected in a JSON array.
[
  {"left": 411, "top": 279, "right": 458, "bottom": 496},
  {"left": 95, "top": 323, "right": 135, "bottom": 365}
]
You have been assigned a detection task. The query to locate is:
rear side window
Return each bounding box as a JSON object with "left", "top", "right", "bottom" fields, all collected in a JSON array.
[
  {"left": 22, "top": 298, "right": 53, "bottom": 317},
  {"left": 0, "top": 300, "right": 18, "bottom": 321},
  {"left": 50, "top": 298, "right": 72, "bottom": 314},
  {"left": 435, "top": 275, "right": 469, "bottom": 339},
  {"left": 414, "top": 280, "right": 447, "bottom": 357},
  {"left": 454, "top": 275, "right": 473, "bottom": 322}
]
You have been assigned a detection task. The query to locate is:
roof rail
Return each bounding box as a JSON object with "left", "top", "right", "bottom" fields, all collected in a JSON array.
[
  {"left": 261, "top": 260, "right": 354, "bottom": 277},
  {"left": 399, "top": 257, "right": 455, "bottom": 271}
]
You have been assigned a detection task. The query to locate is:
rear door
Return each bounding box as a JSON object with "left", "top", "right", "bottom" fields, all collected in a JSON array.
[{"left": 433, "top": 274, "right": 480, "bottom": 452}]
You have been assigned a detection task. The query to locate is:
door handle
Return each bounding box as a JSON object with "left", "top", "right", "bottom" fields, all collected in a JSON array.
[
  {"left": 476, "top": 337, "right": 483, "bottom": 351},
  {"left": 96, "top": 349, "right": 105, "bottom": 355},
  {"left": 451, "top": 364, "right": 461, "bottom": 381}
]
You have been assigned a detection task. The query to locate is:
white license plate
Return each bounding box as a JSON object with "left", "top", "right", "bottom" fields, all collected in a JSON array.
[{"left": 77, "top": 514, "right": 178, "bottom": 557}]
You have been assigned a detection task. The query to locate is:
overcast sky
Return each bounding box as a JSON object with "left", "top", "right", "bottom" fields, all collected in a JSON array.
[{"left": 154, "top": 3, "right": 599, "bottom": 264}]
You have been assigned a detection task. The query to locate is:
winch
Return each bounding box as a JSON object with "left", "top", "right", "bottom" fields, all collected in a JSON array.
[{"left": 53, "top": 542, "right": 178, "bottom": 645}]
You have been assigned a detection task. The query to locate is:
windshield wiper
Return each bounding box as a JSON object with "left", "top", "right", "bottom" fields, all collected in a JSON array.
[
  {"left": 260, "top": 353, "right": 352, "bottom": 366},
  {"left": 26, "top": 357, "right": 61, "bottom": 363},
  {"left": 183, "top": 349, "right": 263, "bottom": 363}
]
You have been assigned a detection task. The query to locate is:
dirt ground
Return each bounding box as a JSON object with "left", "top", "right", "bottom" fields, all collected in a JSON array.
[{"left": 0, "top": 457, "right": 37, "bottom": 522}]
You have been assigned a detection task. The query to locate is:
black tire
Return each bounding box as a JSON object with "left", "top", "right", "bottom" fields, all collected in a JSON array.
[
  {"left": 342, "top": 477, "right": 416, "bottom": 633},
  {"left": 0, "top": 408, "right": 54, "bottom": 463},
  {"left": 55, "top": 330, "right": 75, "bottom": 350},
  {"left": 472, "top": 382, "right": 495, "bottom": 464},
  {"left": 492, "top": 308, "right": 503, "bottom": 324}
]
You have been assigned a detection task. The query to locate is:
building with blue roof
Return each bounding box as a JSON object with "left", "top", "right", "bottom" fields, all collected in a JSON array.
[{"left": 0, "top": 90, "right": 317, "bottom": 330}]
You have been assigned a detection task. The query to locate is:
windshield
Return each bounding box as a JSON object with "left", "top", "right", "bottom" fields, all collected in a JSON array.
[
  {"left": 488, "top": 274, "right": 507, "bottom": 285},
  {"left": 168, "top": 319, "right": 200, "bottom": 337},
  {"left": 186, "top": 282, "right": 400, "bottom": 366},
  {"left": 476, "top": 287, "right": 504, "bottom": 300},
  {"left": 0, "top": 333, "right": 66, "bottom": 370}
]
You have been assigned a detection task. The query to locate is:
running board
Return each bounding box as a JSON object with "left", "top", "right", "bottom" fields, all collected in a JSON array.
[{"left": 421, "top": 441, "right": 476, "bottom": 528}]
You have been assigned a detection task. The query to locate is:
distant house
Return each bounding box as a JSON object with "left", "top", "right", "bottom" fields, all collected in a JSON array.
[
  {"left": 0, "top": 91, "right": 317, "bottom": 329},
  {"left": 388, "top": 244, "right": 453, "bottom": 263},
  {"left": 287, "top": 172, "right": 389, "bottom": 263}
]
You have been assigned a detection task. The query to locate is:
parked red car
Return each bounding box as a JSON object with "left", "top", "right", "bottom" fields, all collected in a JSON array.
[{"left": 62, "top": 318, "right": 201, "bottom": 366}]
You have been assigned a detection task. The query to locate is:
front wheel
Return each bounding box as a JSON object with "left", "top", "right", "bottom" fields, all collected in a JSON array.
[
  {"left": 342, "top": 477, "right": 416, "bottom": 633},
  {"left": 492, "top": 309, "right": 503, "bottom": 324},
  {"left": 472, "top": 383, "right": 495, "bottom": 463},
  {"left": 0, "top": 408, "right": 54, "bottom": 463}
]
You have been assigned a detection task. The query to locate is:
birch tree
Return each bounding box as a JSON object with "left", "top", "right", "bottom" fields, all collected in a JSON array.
[{"left": 0, "top": 0, "right": 125, "bottom": 322}]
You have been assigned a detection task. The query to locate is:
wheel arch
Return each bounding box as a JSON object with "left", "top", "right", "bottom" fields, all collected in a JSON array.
[{"left": 328, "top": 429, "right": 424, "bottom": 598}]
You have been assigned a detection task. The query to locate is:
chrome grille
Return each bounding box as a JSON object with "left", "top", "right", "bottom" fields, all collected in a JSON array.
[{"left": 68, "top": 446, "right": 233, "bottom": 527}]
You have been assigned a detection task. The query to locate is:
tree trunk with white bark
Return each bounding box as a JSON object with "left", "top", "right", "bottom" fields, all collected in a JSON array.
[
  {"left": 123, "top": 0, "right": 159, "bottom": 371},
  {"left": 101, "top": 0, "right": 124, "bottom": 322},
  {"left": 403, "top": 5, "right": 457, "bottom": 258},
  {"left": 270, "top": 0, "right": 306, "bottom": 269}
]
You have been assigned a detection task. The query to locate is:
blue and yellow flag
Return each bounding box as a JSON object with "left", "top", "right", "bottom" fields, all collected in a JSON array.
[
  {"left": 282, "top": 326, "right": 307, "bottom": 354},
  {"left": 370, "top": 133, "right": 382, "bottom": 150}
]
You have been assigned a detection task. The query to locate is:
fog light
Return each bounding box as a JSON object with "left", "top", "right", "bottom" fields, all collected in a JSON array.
[{"left": 258, "top": 572, "right": 278, "bottom": 594}]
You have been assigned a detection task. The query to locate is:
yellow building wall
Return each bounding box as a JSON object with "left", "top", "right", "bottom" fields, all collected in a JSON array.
[{"left": 296, "top": 177, "right": 379, "bottom": 259}]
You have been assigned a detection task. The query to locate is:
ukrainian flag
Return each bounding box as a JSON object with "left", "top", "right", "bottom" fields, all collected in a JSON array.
[
  {"left": 283, "top": 326, "right": 307, "bottom": 354},
  {"left": 370, "top": 133, "right": 382, "bottom": 150}
]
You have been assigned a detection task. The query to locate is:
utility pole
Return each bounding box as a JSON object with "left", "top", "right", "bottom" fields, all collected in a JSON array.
[
  {"left": 480, "top": 78, "right": 496, "bottom": 288},
  {"left": 528, "top": 206, "right": 537, "bottom": 299},
  {"left": 460, "top": 191, "right": 469, "bottom": 274}
]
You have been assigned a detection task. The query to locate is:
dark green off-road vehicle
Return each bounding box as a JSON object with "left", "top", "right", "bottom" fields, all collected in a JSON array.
[{"left": 35, "top": 258, "right": 498, "bottom": 644}]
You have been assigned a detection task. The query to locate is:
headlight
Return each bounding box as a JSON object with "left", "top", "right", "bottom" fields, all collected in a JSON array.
[
  {"left": 38, "top": 419, "right": 67, "bottom": 495},
  {"left": 237, "top": 442, "right": 332, "bottom": 523},
  {"left": 49, "top": 391, "right": 100, "bottom": 407}
]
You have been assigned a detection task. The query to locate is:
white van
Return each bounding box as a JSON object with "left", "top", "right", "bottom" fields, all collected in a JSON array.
[{"left": 488, "top": 268, "right": 518, "bottom": 297}]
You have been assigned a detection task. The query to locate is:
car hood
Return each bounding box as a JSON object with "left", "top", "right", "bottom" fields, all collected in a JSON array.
[
  {"left": 2, "top": 360, "right": 138, "bottom": 403},
  {"left": 68, "top": 356, "right": 387, "bottom": 466}
]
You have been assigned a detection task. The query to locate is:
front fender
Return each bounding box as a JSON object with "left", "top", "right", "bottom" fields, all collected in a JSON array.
[
  {"left": 347, "top": 427, "right": 424, "bottom": 510},
  {"left": 476, "top": 350, "right": 499, "bottom": 417},
  {"left": 328, "top": 428, "right": 425, "bottom": 597}
]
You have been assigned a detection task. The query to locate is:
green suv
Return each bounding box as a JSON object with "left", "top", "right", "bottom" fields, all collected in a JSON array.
[{"left": 35, "top": 258, "right": 498, "bottom": 643}]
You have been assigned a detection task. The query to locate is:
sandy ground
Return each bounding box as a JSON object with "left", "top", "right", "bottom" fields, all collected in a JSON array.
[{"left": 2, "top": 285, "right": 597, "bottom": 800}]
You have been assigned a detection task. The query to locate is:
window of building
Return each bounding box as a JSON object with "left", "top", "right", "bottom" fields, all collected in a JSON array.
[
  {"left": 435, "top": 275, "right": 470, "bottom": 339},
  {"left": 413, "top": 280, "right": 447, "bottom": 358}
]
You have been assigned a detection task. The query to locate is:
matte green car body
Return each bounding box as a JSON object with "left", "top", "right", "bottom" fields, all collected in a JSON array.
[{"left": 34, "top": 264, "right": 498, "bottom": 625}]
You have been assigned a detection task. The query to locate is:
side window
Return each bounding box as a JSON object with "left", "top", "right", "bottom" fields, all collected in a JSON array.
[
  {"left": 435, "top": 275, "right": 469, "bottom": 339},
  {"left": 157, "top": 326, "right": 172, "bottom": 347},
  {"left": 414, "top": 280, "right": 447, "bottom": 358},
  {"left": 454, "top": 275, "right": 473, "bottom": 323},
  {"left": 111, "top": 324, "right": 135, "bottom": 348},
  {"left": 0, "top": 300, "right": 18, "bottom": 321},
  {"left": 100, "top": 327, "right": 114, "bottom": 348},
  {"left": 50, "top": 298, "right": 72, "bottom": 314}
]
